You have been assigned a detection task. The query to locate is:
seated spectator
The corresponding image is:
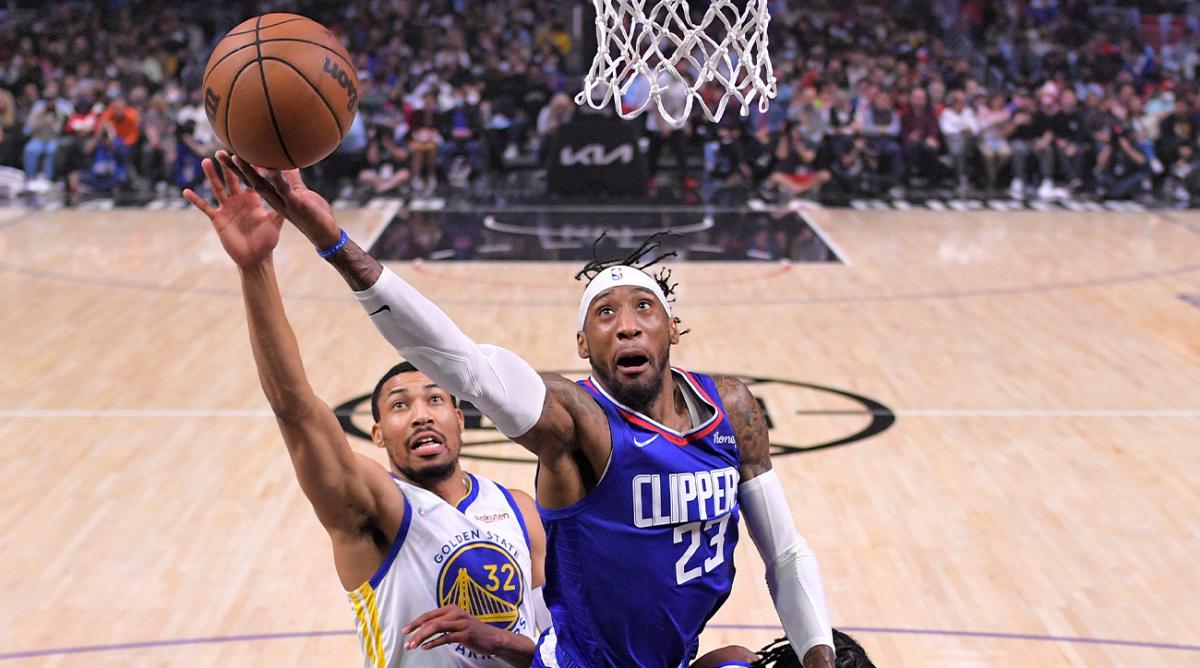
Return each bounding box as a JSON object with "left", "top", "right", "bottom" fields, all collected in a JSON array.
[
  {"left": 536, "top": 92, "right": 573, "bottom": 163},
  {"left": 320, "top": 113, "right": 369, "bottom": 197},
  {"left": 1154, "top": 97, "right": 1197, "bottom": 167},
  {"left": 642, "top": 63, "right": 694, "bottom": 190},
  {"left": 408, "top": 92, "right": 442, "bottom": 193},
  {"left": 766, "top": 124, "right": 831, "bottom": 198},
  {"left": 171, "top": 119, "right": 207, "bottom": 193},
  {"left": 439, "top": 85, "right": 486, "bottom": 189},
  {"left": 1164, "top": 144, "right": 1200, "bottom": 202},
  {"left": 139, "top": 94, "right": 173, "bottom": 190},
  {"left": 22, "top": 83, "right": 71, "bottom": 191},
  {"left": 939, "top": 90, "right": 979, "bottom": 194},
  {"left": 1038, "top": 88, "right": 1086, "bottom": 197},
  {"left": 787, "top": 86, "right": 827, "bottom": 146},
  {"left": 95, "top": 96, "right": 140, "bottom": 152},
  {"left": 176, "top": 88, "right": 217, "bottom": 152},
  {"left": 857, "top": 90, "right": 903, "bottom": 192},
  {"left": 75, "top": 125, "right": 130, "bottom": 195},
  {"left": 976, "top": 92, "right": 1013, "bottom": 193},
  {"left": 0, "top": 88, "right": 21, "bottom": 168},
  {"left": 1126, "top": 96, "right": 1163, "bottom": 174},
  {"left": 62, "top": 98, "right": 101, "bottom": 204},
  {"left": 1007, "top": 91, "right": 1045, "bottom": 197},
  {"left": 1094, "top": 123, "right": 1150, "bottom": 199},
  {"left": 358, "top": 122, "right": 412, "bottom": 197},
  {"left": 828, "top": 135, "right": 881, "bottom": 196},
  {"left": 825, "top": 89, "right": 860, "bottom": 159},
  {"left": 900, "top": 87, "right": 942, "bottom": 185},
  {"left": 703, "top": 120, "right": 753, "bottom": 200}
]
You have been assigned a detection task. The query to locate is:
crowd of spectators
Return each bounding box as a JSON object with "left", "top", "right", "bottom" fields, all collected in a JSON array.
[{"left": 4, "top": 0, "right": 1200, "bottom": 206}]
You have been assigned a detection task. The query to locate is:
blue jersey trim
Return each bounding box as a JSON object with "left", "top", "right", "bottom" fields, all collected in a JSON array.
[
  {"left": 496, "top": 484, "right": 532, "bottom": 550},
  {"left": 367, "top": 491, "right": 413, "bottom": 590},
  {"left": 456, "top": 472, "right": 481, "bottom": 513}
]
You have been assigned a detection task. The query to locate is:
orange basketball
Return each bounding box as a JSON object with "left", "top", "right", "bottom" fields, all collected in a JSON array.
[{"left": 202, "top": 13, "right": 358, "bottom": 169}]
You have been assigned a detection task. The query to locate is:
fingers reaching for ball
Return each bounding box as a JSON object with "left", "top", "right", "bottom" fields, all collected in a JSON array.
[{"left": 212, "top": 150, "right": 341, "bottom": 249}]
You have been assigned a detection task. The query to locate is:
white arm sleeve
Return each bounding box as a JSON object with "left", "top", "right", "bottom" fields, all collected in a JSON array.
[
  {"left": 739, "top": 469, "right": 834, "bottom": 658},
  {"left": 354, "top": 266, "right": 546, "bottom": 438},
  {"left": 529, "top": 586, "right": 552, "bottom": 634}
]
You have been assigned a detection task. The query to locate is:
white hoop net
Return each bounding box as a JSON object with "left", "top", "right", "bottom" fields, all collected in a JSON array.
[{"left": 578, "top": 0, "right": 776, "bottom": 126}]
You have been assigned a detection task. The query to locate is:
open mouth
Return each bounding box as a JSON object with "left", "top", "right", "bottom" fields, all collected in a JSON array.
[
  {"left": 408, "top": 431, "right": 446, "bottom": 456},
  {"left": 616, "top": 352, "right": 650, "bottom": 376}
]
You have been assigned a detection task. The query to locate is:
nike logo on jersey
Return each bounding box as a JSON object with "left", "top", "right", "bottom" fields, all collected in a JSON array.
[
  {"left": 418, "top": 504, "right": 440, "bottom": 517},
  {"left": 368, "top": 304, "right": 391, "bottom": 316},
  {"left": 633, "top": 434, "right": 659, "bottom": 448}
]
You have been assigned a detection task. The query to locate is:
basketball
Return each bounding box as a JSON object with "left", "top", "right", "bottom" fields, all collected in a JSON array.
[{"left": 201, "top": 13, "right": 358, "bottom": 169}]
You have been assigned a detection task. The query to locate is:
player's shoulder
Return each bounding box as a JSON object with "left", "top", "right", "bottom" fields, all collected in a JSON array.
[
  {"left": 353, "top": 452, "right": 397, "bottom": 484},
  {"left": 504, "top": 486, "right": 536, "bottom": 509},
  {"left": 709, "top": 374, "right": 754, "bottom": 407},
  {"left": 535, "top": 371, "right": 607, "bottom": 433}
]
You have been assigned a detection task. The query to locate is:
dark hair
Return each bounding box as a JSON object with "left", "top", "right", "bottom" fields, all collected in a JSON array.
[
  {"left": 574, "top": 232, "right": 687, "bottom": 334},
  {"left": 752, "top": 630, "right": 875, "bottom": 668},
  {"left": 370, "top": 362, "right": 458, "bottom": 422}
]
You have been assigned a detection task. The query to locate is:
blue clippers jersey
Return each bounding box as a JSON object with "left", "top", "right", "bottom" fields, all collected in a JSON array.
[{"left": 536, "top": 369, "right": 741, "bottom": 668}]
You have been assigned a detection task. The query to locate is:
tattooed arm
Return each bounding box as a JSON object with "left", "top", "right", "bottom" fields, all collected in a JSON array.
[
  {"left": 714, "top": 376, "right": 773, "bottom": 481},
  {"left": 715, "top": 376, "right": 835, "bottom": 668}
]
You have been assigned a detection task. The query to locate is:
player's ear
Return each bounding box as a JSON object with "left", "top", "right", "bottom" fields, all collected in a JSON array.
[
  {"left": 455, "top": 405, "right": 465, "bottom": 433},
  {"left": 577, "top": 330, "right": 591, "bottom": 360},
  {"left": 668, "top": 317, "right": 681, "bottom": 345},
  {"left": 371, "top": 422, "right": 385, "bottom": 449}
]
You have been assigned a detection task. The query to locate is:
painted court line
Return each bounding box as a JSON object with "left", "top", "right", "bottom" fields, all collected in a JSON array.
[
  {"left": 1, "top": 625, "right": 1196, "bottom": 660},
  {"left": 360, "top": 200, "right": 403, "bottom": 252},
  {"left": 795, "top": 207, "right": 851, "bottom": 266},
  {"left": 2, "top": 408, "right": 1197, "bottom": 419}
]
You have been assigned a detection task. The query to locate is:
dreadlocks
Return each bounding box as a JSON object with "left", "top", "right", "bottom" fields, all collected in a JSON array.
[
  {"left": 575, "top": 231, "right": 687, "bottom": 334},
  {"left": 752, "top": 631, "right": 875, "bottom": 668}
]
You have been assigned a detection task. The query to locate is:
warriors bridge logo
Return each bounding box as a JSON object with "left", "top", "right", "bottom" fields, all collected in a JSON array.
[
  {"left": 437, "top": 543, "right": 524, "bottom": 631},
  {"left": 334, "top": 372, "right": 896, "bottom": 464}
]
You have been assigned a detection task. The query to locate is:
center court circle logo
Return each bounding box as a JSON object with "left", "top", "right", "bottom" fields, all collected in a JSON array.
[
  {"left": 437, "top": 543, "right": 524, "bottom": 630},
  {"left": 334, "top": 371, "right": 896, "bottom": 464}
]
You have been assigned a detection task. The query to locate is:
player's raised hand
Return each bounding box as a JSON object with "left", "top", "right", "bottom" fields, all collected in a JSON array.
[
  {"left": 216, "top": 150, "right": 342, "bottom": 250},
  {"left": 183, "top": 157, "right": 283, "bottom": 269}
]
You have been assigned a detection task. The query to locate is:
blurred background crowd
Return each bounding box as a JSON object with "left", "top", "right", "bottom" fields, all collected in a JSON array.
[{"left": 4, "top": 0, "right": 1200, "bottom": 206}]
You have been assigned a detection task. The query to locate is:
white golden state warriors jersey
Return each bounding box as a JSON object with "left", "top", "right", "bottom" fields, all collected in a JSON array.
[{"left": 348, "top": 472, "right": 538, "bottom": 667}]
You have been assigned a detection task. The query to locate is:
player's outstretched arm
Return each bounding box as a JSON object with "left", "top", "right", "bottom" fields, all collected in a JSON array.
[
  {"left": 714, "top": 376, "right": 836, "bottom": 668},
  {"left": 184, "top": 159, "right": 398, "bottom": 543},
  {"left": 218, "top": 152, "right": 605, "bottom": 467}
]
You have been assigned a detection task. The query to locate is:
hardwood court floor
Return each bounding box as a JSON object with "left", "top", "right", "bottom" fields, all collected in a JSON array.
[{"left": 0, "top": 206, "right": 1197, "bottom": 667}]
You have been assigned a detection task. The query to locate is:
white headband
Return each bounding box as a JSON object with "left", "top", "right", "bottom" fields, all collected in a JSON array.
[{"left": 578, "top": 265, "right": 672, "bottom": 329}]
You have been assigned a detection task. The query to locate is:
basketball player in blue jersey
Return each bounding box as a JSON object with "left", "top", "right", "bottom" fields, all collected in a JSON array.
[
  {"left": 218, "top": 150, "right": 837, "bottom": 668},
  {"left": 184, "top": 160, "right": 552, "bottom": 667}
]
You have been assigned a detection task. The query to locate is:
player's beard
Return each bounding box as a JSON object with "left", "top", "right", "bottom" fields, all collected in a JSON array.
[
  {"left": 605, "top": 365, "right": 664, "bottom": 415},
  {"left": 397, "top": 459, "right": 457, "bottom": 486}
]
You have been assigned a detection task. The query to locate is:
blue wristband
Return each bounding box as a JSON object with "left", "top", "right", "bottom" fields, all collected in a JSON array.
[{"left": 317, "top": 229, "right": 348, "bottom": 258}]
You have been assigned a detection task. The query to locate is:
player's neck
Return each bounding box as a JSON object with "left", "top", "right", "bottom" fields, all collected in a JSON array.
[
  {"left": 646, "top": 370, "right": 692, "bottom": 432},
  {"left": 422, "top": 467, "right": 470, "bottom": 506}
]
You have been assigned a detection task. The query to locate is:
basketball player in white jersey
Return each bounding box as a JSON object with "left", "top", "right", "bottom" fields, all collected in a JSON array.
[
  {"left": 217, "top": 149, "right": 836, "bottom": 668},
  {"left": 184, "top": 160, "right": 549, "bottom": 667}
]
